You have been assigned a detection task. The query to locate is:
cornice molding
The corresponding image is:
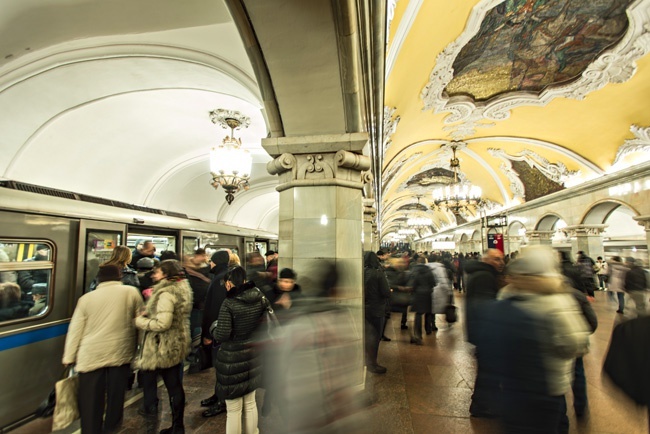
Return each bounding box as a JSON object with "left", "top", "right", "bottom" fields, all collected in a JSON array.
[{"left": 420, "top": 0, "right": 650, "bottom": 139}]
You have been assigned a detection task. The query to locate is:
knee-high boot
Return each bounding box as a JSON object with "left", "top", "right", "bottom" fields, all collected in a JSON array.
[{"left": 160, "top": 395, "right": 185, "bottom": 434}]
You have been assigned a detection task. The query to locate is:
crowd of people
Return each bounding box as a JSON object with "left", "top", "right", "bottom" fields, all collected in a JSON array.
[{"left": 57, "top": 238, "right": 650, "bottom": 434}]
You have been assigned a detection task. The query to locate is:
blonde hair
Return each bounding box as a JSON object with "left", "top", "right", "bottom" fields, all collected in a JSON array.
[
  {"left": 103, "top": 245, "right": 132, "bottom": 268},
  {"left": 228, "top": 253, "right": 241, "bottom": 267}
]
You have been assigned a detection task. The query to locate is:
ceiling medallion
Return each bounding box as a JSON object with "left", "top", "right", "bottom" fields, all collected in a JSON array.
[
  {"left": 432, "top": 143, "right": 484, "bottom": 214},
  {"left": 209, "top": 109, "right": 252, "bottom": 205},
  {"left": 420, "top": 0, "right": 650, "bottom": 139}
]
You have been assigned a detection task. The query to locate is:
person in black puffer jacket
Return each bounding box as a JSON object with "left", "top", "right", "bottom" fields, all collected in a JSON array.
[
  {"left": 363, "top": 251, "right": 391, "bottom": 374},
  {"left": 210, "top": 266, "right": 265, "bottom": 434},
  {"left": 200, "top": 250, "right": 231, "bottom": 417}
]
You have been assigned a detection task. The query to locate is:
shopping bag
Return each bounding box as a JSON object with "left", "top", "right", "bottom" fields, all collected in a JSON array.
[{"left": 52, "top": 367, "right": 79, "bottom": 431}]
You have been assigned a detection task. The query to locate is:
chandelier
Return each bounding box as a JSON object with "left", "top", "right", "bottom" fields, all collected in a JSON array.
[
  {"left": 209, "top": 109, "right": 253, "bottom": 205},
  {"left": 432, "top": 144, "right": 483, "bottom": 214}
]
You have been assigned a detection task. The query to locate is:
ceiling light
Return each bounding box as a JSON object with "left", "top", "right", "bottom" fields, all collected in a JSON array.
[
  {"left": 209, "top": 109, "right": 252, "bottom": 205},
  {"left": 432, "top": 143, "right": 483, "bottom": 214}
]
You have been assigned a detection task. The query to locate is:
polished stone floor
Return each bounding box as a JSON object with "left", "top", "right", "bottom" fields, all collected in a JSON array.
[{"left": 13, "top": 290, "right": 648, "bottom": 433}]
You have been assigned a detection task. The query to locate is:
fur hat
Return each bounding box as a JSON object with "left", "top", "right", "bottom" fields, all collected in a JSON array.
[
  {"left": 265, "top": 250, "right": 276, "bottom": 257},
  {"left": 506, "top": 245, "right": 560, "bottom": 277}
]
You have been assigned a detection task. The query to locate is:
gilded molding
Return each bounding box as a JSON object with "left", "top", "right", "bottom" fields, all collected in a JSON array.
[{"left": 420, "top": 0, "right": 650, "bottom": 139}]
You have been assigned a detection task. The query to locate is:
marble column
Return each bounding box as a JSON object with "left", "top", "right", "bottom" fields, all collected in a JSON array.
[
  {"left": 371, "top": 223, "right": 379, "bottom": 252},
  {"left": 526, "top": 230, "right": 555, "bottom": 246},
  {"left": 263, "top": 132, "right": 369, "bottom": 384},
  {"left": 633, "top": 215, "right": 650, "bottom": 257},
  {"left": 564, "top": 225, "right": 607, "bottom": 259},
  {"left": 363, "top": 199, "right": 376, "bottom": 252}
]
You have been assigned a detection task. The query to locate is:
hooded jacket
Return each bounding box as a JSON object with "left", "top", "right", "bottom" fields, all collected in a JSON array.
[
  {"left": 493, "top": 274, "right": 590, "bottom": 396},
  {"left": 363, "top": 252, "right": 391, "bottom": 318},
  {"left": 202, "top": 250, "right": 230, "bottom": 340},
  {"left": 135, "top": 277, "right": 193, "bottom": 371},
  {"left": 212, "top": 281, "right": 265, "bottom": 400}
]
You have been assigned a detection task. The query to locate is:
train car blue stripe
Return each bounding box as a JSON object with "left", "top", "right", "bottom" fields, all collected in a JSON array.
[{"left": 0, "top": 323, "right": 69, "bottom": 352}]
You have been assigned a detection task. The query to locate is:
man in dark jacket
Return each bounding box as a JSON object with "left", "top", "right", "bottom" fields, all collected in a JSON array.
[
  {"left": 624, "top": 257, "right": 648, "bottom": 316},
  {"left": 363, "top": 251, "right": 391, "bottom": 374},
  {"left": 408, "top": 257, "right": 435, "bottom": 345},
  {"left": 200, "top": 250, "right": 231, "bottom": 417},
  {"left": 464, "top": 248, "right": 504, "bottom": 418}
]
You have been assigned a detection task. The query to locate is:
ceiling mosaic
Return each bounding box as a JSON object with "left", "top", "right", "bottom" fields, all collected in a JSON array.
[{"left": 445, "top": 0, "right": 633, "bottom": 101}]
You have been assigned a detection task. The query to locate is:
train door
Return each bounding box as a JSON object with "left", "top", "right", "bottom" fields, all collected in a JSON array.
[
  {"left": 180, "top": 231, "right": 202, "bottom": 257},
  {"left": 77, "top": 220, "right": 126, "bottom": 295}
]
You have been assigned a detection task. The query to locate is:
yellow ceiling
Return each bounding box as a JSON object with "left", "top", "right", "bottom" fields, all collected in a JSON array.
[{"left": 381, "top": 0, "right": 650, "bottom": 236}]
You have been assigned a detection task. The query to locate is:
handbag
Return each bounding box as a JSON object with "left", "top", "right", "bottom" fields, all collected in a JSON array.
[
  {"left": 52, "top": 366, "right": 79, "bottom": 431},
  {"left": 188, "top": 344, "right": 213, "bottom": 374},
  {"left": 445, "top": 304, "right": 458, "bottom": 324}
]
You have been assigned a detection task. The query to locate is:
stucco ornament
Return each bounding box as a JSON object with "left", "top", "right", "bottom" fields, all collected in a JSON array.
[
  {"left": 613, "top": 124, "right": 650, "bottom": 166},
  {"left": 383, "top": 106, "right": 401, "bottom": 155}
]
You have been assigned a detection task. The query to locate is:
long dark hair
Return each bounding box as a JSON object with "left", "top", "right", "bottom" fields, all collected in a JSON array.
[
  {"left": 224, "top": 266, "right": 247, "bottom": 287},
  {"left": 159, "top": 259, "right": 185, "bottom": 280}
]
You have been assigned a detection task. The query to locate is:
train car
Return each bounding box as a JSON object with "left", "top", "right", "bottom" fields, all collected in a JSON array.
[{"left": 0, "top": 182, "right": 276, "bottom": 431}]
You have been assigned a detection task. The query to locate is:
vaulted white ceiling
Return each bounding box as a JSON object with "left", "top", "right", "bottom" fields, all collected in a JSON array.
[{"left": 0, "top": 0, "right": 279, "bottom": 232}]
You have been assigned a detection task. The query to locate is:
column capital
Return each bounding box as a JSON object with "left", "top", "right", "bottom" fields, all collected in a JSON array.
[
  {"left": 263, "top": 133, "right": 371, "bottom": 192},
  {"left": 563, "top": 224, "right": 607, "bottom": 237},
  {"left": 633, "top": 215, "right": 650, "bottom": 231},
  {"left": 526, "top": 230, "right": 555, "bottom": 241}
]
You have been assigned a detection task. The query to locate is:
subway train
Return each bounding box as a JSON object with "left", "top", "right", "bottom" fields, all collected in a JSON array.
[{"left": 0, "top": 181, "right": 276, "bottom": 431}]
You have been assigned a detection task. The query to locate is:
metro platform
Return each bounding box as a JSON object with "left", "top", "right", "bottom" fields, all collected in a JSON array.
[{"left": 12, "top": 291, "right": 647, "bottom": 434}]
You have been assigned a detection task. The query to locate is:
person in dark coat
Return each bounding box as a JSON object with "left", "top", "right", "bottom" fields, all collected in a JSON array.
[
  {"left": 407, "top": 257, "right": 435, "bottom": 345},
  {"left": 210, "top": 266, "right": 265, "bottom": 434},
  {"left": 603, "top": 315, "right": 650, "bottom": 431},
  {"left": 624, "top": 257, "right": 648, "bottom": 316},
  {"left": 363, "top": 251, "right": 391, "bottom": 374},
  {"left": 200, "top": 250, "right": 231, "bottom": 417},
  {"left": 385, "top": 257, "right": 410, "bottom": 329},
  {"left": 558, "top": 251, "right": 586, "bottom": 294},
  {"left": 130, "top": 240, "right": 156, "bottom": 268},
  {"left": 464, "top": 248, "right": 505, "bottom": 418},
  {"left": 263, "top": 268, "right": 302, "bottom": 318},
  {"left": 17, "top": 244, "right": 50, "bottom": 298}
]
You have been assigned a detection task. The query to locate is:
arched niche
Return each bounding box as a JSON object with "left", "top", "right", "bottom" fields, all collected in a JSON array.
[
  {"left": 583, "top": 200, "right": 646, "bottom": 262},
  {"left": 508, "top": 220, "right": 526, "bottom": 236},
  {"left": 535, "top": 213, "right": 564, "bottom": 231}
]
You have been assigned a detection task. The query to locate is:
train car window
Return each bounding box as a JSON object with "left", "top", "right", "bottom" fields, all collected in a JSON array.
[
  {"left": 84, "top": 232, "right": 122, "bottom": 293},
  {"left": 0, "top": 241, "right": 54, "bottom": 323},
  {"left": 182, "top": 237, "right": 199, "bottom": 256},
  {"left": 128, "top": 234, "right": 177, "bottom": 258}
]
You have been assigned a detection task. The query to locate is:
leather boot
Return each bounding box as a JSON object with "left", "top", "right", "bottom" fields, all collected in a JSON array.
[{"left": 160, "top": 396, "right": 185, "bottom": 434}]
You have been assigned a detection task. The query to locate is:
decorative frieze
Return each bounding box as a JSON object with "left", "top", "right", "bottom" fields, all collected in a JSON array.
[{"left": 562, "top": 224, "right": 608, "bottom": 238}]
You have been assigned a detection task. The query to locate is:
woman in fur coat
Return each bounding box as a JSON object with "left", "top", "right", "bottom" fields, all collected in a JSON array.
[
  {"left": 135, "top": 260, "right": 193, "bottom": 434},
  {"left": 210, "top": 266, "right": 265, "bottom": 434}
]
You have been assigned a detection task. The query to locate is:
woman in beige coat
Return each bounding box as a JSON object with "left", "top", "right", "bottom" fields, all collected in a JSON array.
[
  {"left": 62, "top": 264, "right": 143, "bottom": 434},
  {"left": 135, "top": 259, "right": 192, "bottom": 434}
]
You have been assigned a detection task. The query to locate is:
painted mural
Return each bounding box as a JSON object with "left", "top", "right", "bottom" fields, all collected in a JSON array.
[
  {"left": 406, "top": 168, "right": 457, "bottom": 188},
  {"left": 445, "top": 0, "right": 632, "bottom": 101}
]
